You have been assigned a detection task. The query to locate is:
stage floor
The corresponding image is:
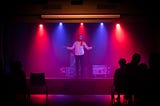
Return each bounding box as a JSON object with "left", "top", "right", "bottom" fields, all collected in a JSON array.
[
  {"left": 14, "top": 94, "right": 132, "bottom": 106},
  {"left": 15, "top": 78, "right": 135, "bottom": 106},
  {"left": 27, "top": 78, "right": 114, "bottom": 95},
  {"left": 29, "top": 94, "right": 113, "bottom": 106}
]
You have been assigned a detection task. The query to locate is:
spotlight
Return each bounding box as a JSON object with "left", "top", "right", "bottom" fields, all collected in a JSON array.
[
  {"left": 59, "top": 22, "right": 63, "bottom": 26},
  {"left": 80, "top": 22, "right": 83, "bottom": 25},
  {"left": 39, "top": 24, "right": 43, "bottom": 28},
  {"left": 100, "top": 22, "right": 104, "bottom": 26}
]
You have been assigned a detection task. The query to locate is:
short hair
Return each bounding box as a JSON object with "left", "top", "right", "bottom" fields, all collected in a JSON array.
[
  {"left": 119, "top": 58, "right": 126, "bottom": 66},
  {"left": 131, "top": 53, "right": 141, "bottom": 63}
]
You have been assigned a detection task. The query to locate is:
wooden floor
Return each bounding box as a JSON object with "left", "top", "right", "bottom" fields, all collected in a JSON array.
[{"left": 25, "top": 94, "right": 132, "bottom": 106}]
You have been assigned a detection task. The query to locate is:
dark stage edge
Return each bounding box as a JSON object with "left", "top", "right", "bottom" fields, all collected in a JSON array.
[{"left": 27, "top": 78, "right": 113, "bottom": 95}]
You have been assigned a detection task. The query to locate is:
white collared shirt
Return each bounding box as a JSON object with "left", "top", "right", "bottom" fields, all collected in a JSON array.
[{"left": 67, "top": 41, "right": 92, "bottom": 56}]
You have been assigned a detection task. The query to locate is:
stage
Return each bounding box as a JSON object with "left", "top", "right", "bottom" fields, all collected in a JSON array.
[{"left": 27, "top": 78, "right": 113, "bottom": 95}]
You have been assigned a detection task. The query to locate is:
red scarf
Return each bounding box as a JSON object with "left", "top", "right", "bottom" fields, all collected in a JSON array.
[{"left": 80, "top": 41, "right": 83, "bottom": 46}]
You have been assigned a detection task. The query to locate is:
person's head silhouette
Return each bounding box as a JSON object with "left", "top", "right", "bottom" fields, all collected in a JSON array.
[
  {"left": 119, "top": 58, "right": 126, "bottom": 67},
  {"left": 131, "top": 53, "right": 141, "bottom": 64}
]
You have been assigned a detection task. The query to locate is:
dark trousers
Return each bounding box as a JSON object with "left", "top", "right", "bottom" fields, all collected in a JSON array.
[{"left": 75, "top": 55, "right": 84, "bottom": 78}]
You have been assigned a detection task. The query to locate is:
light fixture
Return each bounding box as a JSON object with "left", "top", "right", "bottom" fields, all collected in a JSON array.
[{"left": 41, "top": 14, "right": 120, "bottom": 19}]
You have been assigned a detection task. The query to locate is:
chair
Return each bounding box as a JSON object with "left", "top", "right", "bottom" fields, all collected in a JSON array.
[
  {"left": 110, "top": 85, "right": 134, "bottom": 105},
  {"left": 29, "top": 72, "right": 48, "bottom": 104}
]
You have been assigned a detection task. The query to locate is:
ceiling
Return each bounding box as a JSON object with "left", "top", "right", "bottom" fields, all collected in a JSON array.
[{"left": 0, "top": 0, "right": 159, "bottom": 23}]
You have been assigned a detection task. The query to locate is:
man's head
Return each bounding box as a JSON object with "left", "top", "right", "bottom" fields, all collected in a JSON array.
[
  {"left": 119, "top": 58, "right": 126, "bottom": 67},
  {"left": 78, "top": 34, "right": 83, "bottom": 41},
  {"left": 131, "top": 53, "right": 141, "bottom": 64}
]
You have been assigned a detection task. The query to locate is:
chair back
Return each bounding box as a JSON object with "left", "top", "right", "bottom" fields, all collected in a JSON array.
[{"left": 30, "top": 72, "right": 46, "bottom": 86}]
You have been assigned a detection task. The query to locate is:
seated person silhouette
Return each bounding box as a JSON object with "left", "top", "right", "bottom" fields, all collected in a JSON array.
[{"left": 8, "top": 61, "right": 28, "bottom": 105}]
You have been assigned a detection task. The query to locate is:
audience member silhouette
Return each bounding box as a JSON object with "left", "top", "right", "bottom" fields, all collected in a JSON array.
[
  {"left": 146, "top": 52, "right": 160, "bottom": 105},
  {"left": 134, "top": 63, "right": 148, "bottom": 106},
  {"left": 7, "top": 60, "right": 28, "bottom": 105},
  {"left": 113, "top": 58, "right": 127, "bottom": 104},
  {"left": 125, "top": 53, "right": 141, "bottom": 105}
]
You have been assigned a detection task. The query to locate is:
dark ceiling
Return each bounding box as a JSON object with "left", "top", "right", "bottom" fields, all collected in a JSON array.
[{"left": 0, "top": 0, "right": 159, "bottom": 23}]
